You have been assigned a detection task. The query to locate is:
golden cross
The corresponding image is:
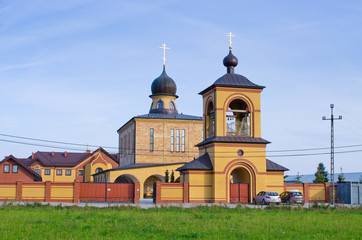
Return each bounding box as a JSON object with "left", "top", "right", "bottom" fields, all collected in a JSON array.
[
  {"left": 227, "top": 32, "right": 235, "bottom": 49},
  {"left": 159, "top": 43, "right": 170, "bottom": 66}
]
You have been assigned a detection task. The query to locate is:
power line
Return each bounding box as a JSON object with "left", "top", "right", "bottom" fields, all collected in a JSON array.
[
  {"left": 0, "top": 133, "right": 117, "bottom": 149},
  {"left": 1, "top": 138, "right": 362, "bottom": 159},
  {"left": 2, "top": 132, "right": 362, "bottom": 154},
  {"left": 0, "top": 139, "right": 87, "bottom": 152}
]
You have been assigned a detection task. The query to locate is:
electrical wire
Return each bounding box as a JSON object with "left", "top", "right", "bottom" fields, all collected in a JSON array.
[
  {"left": 1, "top": 138, "right": 362, "bottom": 159},
  {"left": 2, "top": 132, "right": 362, "bottom": 154}
]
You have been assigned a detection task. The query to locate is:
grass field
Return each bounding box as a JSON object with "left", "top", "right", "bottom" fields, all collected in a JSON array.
[{"left": 0, "top": 203, "right": 361, "bottom": 239}]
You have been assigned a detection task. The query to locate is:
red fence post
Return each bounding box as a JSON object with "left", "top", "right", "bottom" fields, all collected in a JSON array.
[
  {"left": 155, "top": 181, "right": 162, "bottom": 203},
  {"left": 324, "top": 183, "right": 330, "bottom": 203},
  {"left": 303, "top": 183, "right": 309, "bottom": 203},
  {"left": 73, "top": 181, "right": 80, "bottom": 203},
  {"left": 183, "top": 182, "right": 189, "bottom": 203},
  {"left": 134, "top": 182, "right": 140, "bottom": 204},
  {"left": 16, "top": 181, "right": 23, "bottom": 202},
  {"left": 45, "top": 181, "right": 51, "bottom": 202}
]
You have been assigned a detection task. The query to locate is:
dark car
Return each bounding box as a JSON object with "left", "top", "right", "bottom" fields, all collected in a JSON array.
[{"left": 280, "top": 191, "right": 305, "bottom": 205}]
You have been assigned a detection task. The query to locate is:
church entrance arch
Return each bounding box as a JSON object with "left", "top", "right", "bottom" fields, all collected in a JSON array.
[
  {"left": 114, "top": 174, "right": 139, "bottom": 183},
  {"left": 227, "top": 164, "right": 255, "bottom": 203},
  {"left": 144, "top": 175, "right": 164, "bottom": 198}
]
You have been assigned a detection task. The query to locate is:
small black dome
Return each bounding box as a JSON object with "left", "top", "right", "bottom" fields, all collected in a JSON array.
[
  {"left": 223, "top": 50, "right": 238, "bottom": 68},
  {"left": 151, "top": 66, "right": 177, "bottom": 96}
]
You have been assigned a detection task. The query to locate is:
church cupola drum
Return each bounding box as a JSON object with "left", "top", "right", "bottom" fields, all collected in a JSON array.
[{"left": 149, "top": 43, "right": 178, "bottom": 114}]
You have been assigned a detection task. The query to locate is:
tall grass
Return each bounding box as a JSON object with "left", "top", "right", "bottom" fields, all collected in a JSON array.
[{"left": 0, "top": 204, "right": 361, "bottom": 239}]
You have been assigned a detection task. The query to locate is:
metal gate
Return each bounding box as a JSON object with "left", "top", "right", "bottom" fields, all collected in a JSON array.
[
  {"left": 80, "top": 183, "right": 134, "bottom": 202},
  {"left": 230, "top": 183, "right": 249, "bottom": 203}
]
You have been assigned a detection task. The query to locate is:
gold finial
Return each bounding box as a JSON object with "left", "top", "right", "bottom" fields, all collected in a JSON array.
[
  {"left": 227, "top": 32, "right": 235, "bottom": 50},
  {"left": 159, "top": 43, "right": 170, "bottom": 66}
]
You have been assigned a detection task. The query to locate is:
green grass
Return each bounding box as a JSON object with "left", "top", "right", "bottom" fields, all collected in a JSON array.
[{"left": 0, "top": 204, "right": 361, "bottom": 239}]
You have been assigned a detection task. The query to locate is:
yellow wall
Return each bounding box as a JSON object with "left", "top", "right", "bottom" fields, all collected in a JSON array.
[
  {"left": 309, "top": 185, "right": 326, "bottom": 201},
  {"left": 22, "top": 184, "right": 45, "bottom": 201},
  {"left": 161, "top": 184, "right": 183, "bottom": 201},
  {"left": 51, "top": 184, "right": 74, "bottom": 201},
  {"left": 150, "top": 95, "right": 178, "bottom": 111},
  {"left": 0, "top": 184, "right": 16, "bottom": 200}
]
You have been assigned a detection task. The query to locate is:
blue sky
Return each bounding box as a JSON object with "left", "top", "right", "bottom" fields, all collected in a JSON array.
[{"left": 1, "top": 0, "right": 361, "bottom": 175}]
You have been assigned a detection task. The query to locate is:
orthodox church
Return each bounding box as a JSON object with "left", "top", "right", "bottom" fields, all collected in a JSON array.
[
  {"left": 95, "top": 38, "right": 288, "bottom": 203},
  {"left": 94, "top": 45, "right": 203, "bottom": 198}
]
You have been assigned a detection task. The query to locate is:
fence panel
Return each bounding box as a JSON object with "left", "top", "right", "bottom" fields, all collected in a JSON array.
[{"left": 80, "top": 183, "right": 134, "bottom": 202}]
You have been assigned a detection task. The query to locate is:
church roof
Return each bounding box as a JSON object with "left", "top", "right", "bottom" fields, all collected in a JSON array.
[
  {"left": 196, "top": 136, "right": 270, "bottom": 147},
  {"left": 176, "top": 153, "right": 213, "bottom": 171},
  {"left": 199, "top": 49, "right": 264, "bottom": 95},
  {"left": 199, "top": 73, "right": 265, "bottom": 95},
  {"left": 266, "top": 159, "right": 289, "bottom": 171},
  {"left": 137, "top": 113, "right": 202, "bottom": 120},
  {"left": 150, "top": 66, "right": 177, "bottom": 97}
]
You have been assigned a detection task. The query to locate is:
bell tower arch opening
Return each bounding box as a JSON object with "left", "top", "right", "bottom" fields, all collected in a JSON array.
[
  {"left": 206, "top": 101, "right": 215, "bottom": 138},
  {"left": 226, "top": 99, "right": 251, "bottom": 136}
]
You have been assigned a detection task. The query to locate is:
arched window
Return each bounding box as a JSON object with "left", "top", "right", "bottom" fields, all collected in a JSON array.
[
  {"left": 170, "top": 101, "right": 175, "bottom": 110},
  {"left": 206, "top": 102, "right": 214, "bottom": 138},
  {"left": 157, "top": 101, "right": 164, "bottom": 109},
  {"left": 96, "top": 168, "right": 103, "bottom": 173},
  {"left": 226, "top": 99, "right": 251, "bottom": 136}
]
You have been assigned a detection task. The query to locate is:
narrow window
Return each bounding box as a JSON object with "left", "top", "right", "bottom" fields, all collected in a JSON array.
[
  {"left": 127, "top": 133, "right": 130, "bottom": 157},
  {"left": 65, "top": 170, "right": 71, "bottom": 176},
  {"left": 170, "top": 101, "right": 175, "bottom": 110},
  {"left": 78, "top": 170, "right": 84, "bottom": 176},
  {"left": 45, "top": 169, "right": 50, "bottom": 175},
  {"left": 176, "top": 129, "right": 180, "bottom": 152},
  {"left": 4, "top": 164, "right": 10, "bottom": 173},
  {"left": 150, "top": 128, "right": 154, "bottom": 151},
  {"left": 35, "top": 169, "right": 40, "bottom": 174},
  {"left": 170, "top": 129, "right": 174, "bottom": 152},
  {"left": 157, "top": 101, "right": 164, "bottom": 109},
  {"left": 12, "top": 165, "right": 18, "bottom": 173},
  {"left": 56, "top": 169, "right": 62, "bottom": 176},
  {"left": 120, "top": 137, "right": 123, "bottom": 157},
  {"left": 201, "top": 130, "right": 204, "bottom": 141},
  {"left": 181, "top": 129, "right": 185, "bottom": 152}
]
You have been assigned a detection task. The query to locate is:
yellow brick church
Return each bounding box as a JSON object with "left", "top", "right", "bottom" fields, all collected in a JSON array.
[{"left": 95, "top": 40, "right": 288, "bottom": 203}]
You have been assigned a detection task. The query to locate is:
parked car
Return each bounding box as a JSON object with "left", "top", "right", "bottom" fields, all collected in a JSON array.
[
  {"left": 253, "top": 191, "right": 281, "bottom": 205},
  {"left": 280, "top": 190, "right": 305, "bottom": 205}
]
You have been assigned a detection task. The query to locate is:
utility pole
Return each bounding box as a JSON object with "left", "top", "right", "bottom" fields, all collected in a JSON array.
[{"left": 322, "top": 104, "right": 342, "bottom": 205}]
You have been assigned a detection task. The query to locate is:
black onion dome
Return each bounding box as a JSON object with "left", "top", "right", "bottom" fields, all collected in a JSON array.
[
  {"left": 223, "top": 50, "right": 238, "bottom": 68},
  {"left": 151, "top": 66, "right": 177, "bottom": 97}
]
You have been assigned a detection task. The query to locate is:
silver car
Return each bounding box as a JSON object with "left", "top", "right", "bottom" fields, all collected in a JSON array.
[{"left": 253, "top": 191, "right": 281, "bottom": 205}]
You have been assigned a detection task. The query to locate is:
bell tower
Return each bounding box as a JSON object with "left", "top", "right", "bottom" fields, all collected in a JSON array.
[
  {"left": 177, "top": 34, "right": 288, "bottom": 204},
  {"left": 196, "top": 34, "right": 270, "bottom": 203},
  {"left": 200, "top": 48, "right": 264, "bottom": 140}
]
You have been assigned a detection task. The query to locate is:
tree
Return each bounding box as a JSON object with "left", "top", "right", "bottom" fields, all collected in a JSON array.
[
  {"left": 337, "top": 167, "right": 345, "bottom": 183},
  {"left": 164, "top": 169, "right": 169, "bottom": 183},
  {"left": 170, "top": 170, "right": 175, "bottom": 183},
  {"left": 296, "top": 172, "right": 302, "bottom": 183},
  {"left": 313, "top": 162, "right": 329, "bottom": 183}
]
